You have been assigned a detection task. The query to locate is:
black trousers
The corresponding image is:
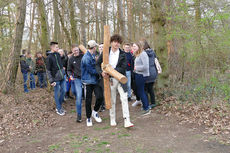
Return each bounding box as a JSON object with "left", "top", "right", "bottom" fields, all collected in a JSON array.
[
  {"left": 132, "top": 73, "right": 140, "bottom": 101},
  {"left": 85, "top": 84, "right": 103, "bottom": 118},
  {"left": 144, "top": 82, "right": 156, "bottom": 105}
]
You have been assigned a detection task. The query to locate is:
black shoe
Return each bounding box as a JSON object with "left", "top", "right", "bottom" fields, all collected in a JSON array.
[
  {"left": 76, "top": 114, "right": 82, "bottom": 123},
  {"left": 99, "top": 106, "right": 105, "bottom": 112},
  {"left": 128, "top": 97, "right": 132, "bottom": 102}
]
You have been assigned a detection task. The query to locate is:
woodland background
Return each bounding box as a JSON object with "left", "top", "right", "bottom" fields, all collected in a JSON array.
[{"left": 0, "top": 0, "right": 230, "bottom": 149}]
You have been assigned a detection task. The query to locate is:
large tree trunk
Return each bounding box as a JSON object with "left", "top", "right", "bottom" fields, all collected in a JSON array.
[
  {"left": 2, "top": 0, "right": 27, "bottom": 93},
  {"left": 78, "top": 0, "right": 86, "bottom": 46},
  {"left": 150, "top": 0, "right": 168, "bottom": 87},
  {"left": 117, "top": 0, "right": 126, "bottom": 39},
  {"left": 127, "top": 0, "right": 133, "bottom": 42},
  {"left": 53, "top": 0, "right": 61, "bottom": 44},
  {"left": 28, "top": 2, "right": 35, "bottom": 52},
  {"left": 101, "top": 0, "right": 108, "bottom": 42},
  {"left": 94, "top": 0, "right": 100, "bottom": 43},
  {"left": 36, "top": 0, "right": 50, "bottom": 54},
  {"left": 68, "top": 0, "right": 78, "bottom": 44}
]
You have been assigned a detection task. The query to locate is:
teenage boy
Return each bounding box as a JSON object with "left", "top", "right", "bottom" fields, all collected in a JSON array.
[
  {"left": 123, "top": 43, "right": 133, "bottom": 102},
  {"left": 96, "top": 34, "right": 134, "bottom": 128},
  {"left": 20, "top": 49, "right": 30, "bottom": 93},
  {"left": 81, "top": 40, "right": 103, "bottom": 127},
  {"left": 46, "top": 42, "right": 66, "bottom": 116},
  {"left": 67, "top": 45, "right": 83, "bottom": 122}
]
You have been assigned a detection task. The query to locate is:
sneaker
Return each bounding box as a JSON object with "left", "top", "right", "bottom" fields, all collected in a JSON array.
[
  {"left": 99, "top": 106, "right": 105, "bottom": 112},
  {"left": 149, "top": 104, "right": 157, "bottom": 109},
  {"left": 76, "top": 114, "right": 82, "bottom": 123},
  {"left": 141, "top": 109, "right": 151, "bottom": 116},
  {"left": 56, "top": 109, "right": 65, "bottom": 116},
  {"left": 56, "top": 108, "right": 66, "bottom": 113},
  {"left": 124, "top": 118, "right": 134, "bottom": 128},
  {"left": 132, "top": 100, "right": 142, "bottom": 107},
  {"left": 86, "top": 118, "right": 93, "bottom": 126},
  {"left": 92, "top": 110, "right": 102, "bottom": 123}
]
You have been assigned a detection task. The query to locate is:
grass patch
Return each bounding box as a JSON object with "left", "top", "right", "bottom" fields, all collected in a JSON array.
[
  {"left": 118, "top": 133, "right": 131, "bottom": 138},
  {"left": 97, "top": 141, "right": 110, "bottom": 147},
  {"left": 48, "top": 144, "right": 60, "bottom": 151}
]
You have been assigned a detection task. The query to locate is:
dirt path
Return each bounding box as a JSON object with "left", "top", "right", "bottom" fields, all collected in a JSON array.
[{"left": 2, "top": 98, "right": 230, "bottom": 153}]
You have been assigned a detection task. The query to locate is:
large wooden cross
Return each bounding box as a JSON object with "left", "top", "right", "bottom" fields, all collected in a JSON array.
[{"left": 79, "top": 25, "right": 128, "bottom": 110}]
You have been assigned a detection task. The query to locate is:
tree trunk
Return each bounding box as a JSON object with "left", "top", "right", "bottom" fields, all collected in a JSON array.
[
  {"left": 101, "top": 0, "right": 108, "bottom": 42},
  {"left": 53, "top": 0, "right": 61, "bottom": 44},
  {"left": 2, "top": 0, "right": 27, "bottom": 93},
  {"left": 127, "top": 0, "right": 133, "bottom": 42},
  {"left": 94, "top": 0, "right": 100, "bottom": 42},
  {"left": 194, "top": 0, "right": 202, "bottom": 51},
  {"left": 150, "top": 0, "right": 168, "bottom": 87},
  {"left": 36, "top": 0, "right": 50, "bottom": 54},
  {"left": 117, "top": 0, "right": 126, "bottom": 39},
  {"left": 68, "top": 0, "right": 78, "bottom": 44},
  {"left": 28, "top": 2, "right": 35, "bottom": 52},
  {"left": 78, "top": 0, "right": 86, "bottom": 46}
]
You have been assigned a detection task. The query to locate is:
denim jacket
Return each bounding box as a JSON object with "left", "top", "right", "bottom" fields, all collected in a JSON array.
[{"left": 81, "top": 51, "right": 99, "bottom": 84}]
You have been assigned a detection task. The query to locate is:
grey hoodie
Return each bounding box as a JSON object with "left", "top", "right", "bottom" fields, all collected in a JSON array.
[{"left": 134, "top": 51, "right": 149, "bottom": 77}]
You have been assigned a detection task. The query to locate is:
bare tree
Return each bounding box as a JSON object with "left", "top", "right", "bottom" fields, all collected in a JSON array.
[{"left": 2, "top": 0, "right": 27, "bottom": 93}]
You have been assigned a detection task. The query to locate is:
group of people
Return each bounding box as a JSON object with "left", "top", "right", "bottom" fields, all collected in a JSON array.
[{"left": 20, "top": 34, "right": 159, "bottom": 128}]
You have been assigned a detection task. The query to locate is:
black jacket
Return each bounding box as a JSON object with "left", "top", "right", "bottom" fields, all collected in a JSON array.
[
  {"left": 96, "top": 48, "right": 127, "bottom": 92},
  {"left": 20, "top": 55, "right": 30, "bottom": 73},
  {"left": 67, "top": 54, "right": 83, "bottom": 79},
  {"left": 60, "top": 55, "right": 68, "bottom": 69},
  {"left": 46, "top": 52, "right": 65, "bottom": 83}
]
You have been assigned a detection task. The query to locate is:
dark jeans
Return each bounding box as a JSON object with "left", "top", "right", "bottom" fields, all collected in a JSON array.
[
  {"left": 135, "top": 73, "right": 149, "bottom": 111},
  {"left": 37, "top": 72, "right": 47, "bottom": 88},
  {"left": 145, "top": 82, "right": 156, "bottom": 105},
  {"left": 54, "top": 79, "right": 65, "bottom": 111},
  {"left": 131, "top": 73, "right": 140, "bottom": 101},
  {"left": 85, "top": 84, "right": 103, "bottom": 118}
]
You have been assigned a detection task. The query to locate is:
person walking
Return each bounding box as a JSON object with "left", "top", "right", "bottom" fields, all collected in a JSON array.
[
  {"left": 46, "top": 42, "right": 66, "bottom": 116},
  {"left": 81, "top": 40, "right": 103, "bottom": 127}
]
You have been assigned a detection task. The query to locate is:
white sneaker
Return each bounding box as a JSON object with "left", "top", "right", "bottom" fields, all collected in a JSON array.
[
  {"left": 110, "top": 120, "right": 117, "bottom": 126},
  {"left": 132, "top": 100, "right": 142, "bottom": 107},
  {"left": 92, "top": 110, "right": 102, "bottom": 123},
  {"left": 124, "top": 118, "right": 134, "bottom": 128},
  {"left": 86, "top": 118, "right": 93, "bottom": 126}
]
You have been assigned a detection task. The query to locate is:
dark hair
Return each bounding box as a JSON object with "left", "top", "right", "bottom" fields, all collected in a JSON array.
[
  {"left": 141, "top": 39, "right": 151, "bottom": 50},
  {"left": 99, "top": 43, "right": 103, "bottom": 45},
  {"left": 110, "top": 34, "right": 123, "bottom": 44},
  {"left": 50, "top": 41, "right": 58, "bottom": 46},
  {"left": 68, "top": 51, "right": 73, "bottom": 55},
  {"left": 22, "top": 49, "right": 26, "bottom": 54},
  {"left": 124, "top": 43, "right": 130, "bottom": 46}
]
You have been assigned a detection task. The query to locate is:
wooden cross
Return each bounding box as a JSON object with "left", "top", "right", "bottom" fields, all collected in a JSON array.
[{"left": 79, "top": 25, "right": 128, "bottom": 110}]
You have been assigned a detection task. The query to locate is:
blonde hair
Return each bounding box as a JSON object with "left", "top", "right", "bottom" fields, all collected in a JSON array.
[{"left": 134, "top": 42, "right": 143, "bottom": 57}]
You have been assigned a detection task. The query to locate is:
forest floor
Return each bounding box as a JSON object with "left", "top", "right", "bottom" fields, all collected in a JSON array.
[{"left": 1, "top": 87, "right": 230, "bottom": 153}]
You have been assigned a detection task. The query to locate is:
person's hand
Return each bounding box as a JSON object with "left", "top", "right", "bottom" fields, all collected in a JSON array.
[
  {"left": 70, "top": 76, "right": 74, "bottom": 80},
  {"left": 134, "top": 67, "right": 136, "bottom": 71},
  {"left": 102, "top": 71, "right": 109, "bottom": 78},
  {"left": 51, "top": 82, "right": 56, "bottom": 86}
]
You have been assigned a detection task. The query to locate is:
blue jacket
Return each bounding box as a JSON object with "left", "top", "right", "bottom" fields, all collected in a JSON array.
[
  {"left": 81, "top": 51, "right": 99, "bottom": 84},
  {"left": 145, "top": 48, "right": 158, "bottom": 83}
]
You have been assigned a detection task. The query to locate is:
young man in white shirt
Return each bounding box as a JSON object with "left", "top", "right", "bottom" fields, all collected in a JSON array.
[{"left": 96, "top": 34, "right": 134, "bottom": 128}]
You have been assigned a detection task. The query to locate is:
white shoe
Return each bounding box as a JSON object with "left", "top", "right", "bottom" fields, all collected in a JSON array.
[
  {"left": 92, "top": 110, "right": 102, "bottom": 123},
  {"left": 132, "top": 100, "right": 142, "bottom": 107},
  {"left": 110, "top": 120, "right": 117, "bottom": 126},
  {"left": 124, "top": 118, "right": 134, "bottom": 128},
  {"left": 86, "top": 118, "right": 93, "bottom": 126}
]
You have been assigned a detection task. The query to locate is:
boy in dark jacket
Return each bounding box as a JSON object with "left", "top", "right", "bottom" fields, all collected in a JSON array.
[
  {"left": 46, "top": 42, "right": 66, "bottom": 116},
  {"left": 20, "top": 49, "right": 30, "bottom": 93},
  {"left": 67, "top": 45, "right": 83, "bottom": 122}
]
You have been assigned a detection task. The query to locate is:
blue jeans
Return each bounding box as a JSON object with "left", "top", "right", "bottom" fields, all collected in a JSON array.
[
  {"left": 71, "top": 80, "right": 76, "bottom": 96},
  {"left": 29, "top": 73, "right": 36, "bottom": 89},
  {"left": 135, "top": 73, "right": 149, "bottom": 111},
  {"left": 73, "top": 78, "right": 83, "bottom": 116},
  {"left": 66, "top": 77, "right": 72, "bottom": 92},
  {"left": 22, "top": 72, "right": 29, "bottom": 92},
  {"left": 37, "top": 72, "right": 47, "bottom": 88},
  {"left": 126, "top": 71, "right": 132, "bottom": 98},
  {"left": 54, "top": 79, "right": 65, "bottom": 111}
]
